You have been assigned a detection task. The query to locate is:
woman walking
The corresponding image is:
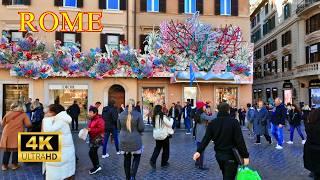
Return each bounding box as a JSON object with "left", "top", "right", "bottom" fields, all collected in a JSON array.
[
  {"left": 194, "top": 101, "right": 216, "bottom": 170},
  {"left": 304, "top": 108, "right": 320, "bottom": 180},
  {"left": 287, "top": 104, "right": 306, "bottom": 145},
  {"left": 238, "top": 106, "right": 246, "bottom": 126},
  {"left": 118, "top": 99, "right": 144, "bottom": 180},
  {"left": 87, "top": 107, "right": 105, "bottom": 175},
  {"left": 253, "top": 101, "right": 272, "bottom": 144},
  {"left": 42, "top": 104, "right": 75, "bottom": 179},
  {"left": 150, "top": 105, "right": 173, "bottom": 169},
  {"left": 0, "top": 101, "right": 32, "bottom": 171}
]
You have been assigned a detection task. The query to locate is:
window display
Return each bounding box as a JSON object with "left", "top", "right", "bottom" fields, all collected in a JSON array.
[
  {"left": 310, "top": 88, "right": 320, "bottom": 108},
  {"left": 142, "top": 87, "right": 165, "bottom": 122},
  {"left": 284, "top": 89, "right": 292, "bottom": 105},
  {"left": 2, "top": 84, "right": 29, "bottom": 117},
  {"left": 49, "top": 84, "right": 88, "bottom": 121},
  {"left": 216, "top": 87, "right": 238, "bottom": 107},
  {"left": 184, "top": 87, "right": 197, "bottom": 107}
]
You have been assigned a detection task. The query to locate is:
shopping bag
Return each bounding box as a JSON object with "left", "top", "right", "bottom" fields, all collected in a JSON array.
[
  {"left": 236, "top": 166, "right": 262, "bottom": 180},
  {"left": 78, "top": 128, "right": 89, "bottom": 141}
]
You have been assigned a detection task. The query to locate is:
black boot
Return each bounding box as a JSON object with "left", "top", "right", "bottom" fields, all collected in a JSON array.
[{"left": 131, "top": 154, "right": 141, "bottom": 178}]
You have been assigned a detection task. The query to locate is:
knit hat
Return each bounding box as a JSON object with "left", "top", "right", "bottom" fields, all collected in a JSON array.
[{"left": 196, "top": 101, "right": 206, "bottom": 110}]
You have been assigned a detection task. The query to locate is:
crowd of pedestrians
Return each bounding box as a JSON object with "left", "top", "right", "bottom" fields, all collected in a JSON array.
[{"left": 0, "top": 95, "right": 319, "bottom": 180}]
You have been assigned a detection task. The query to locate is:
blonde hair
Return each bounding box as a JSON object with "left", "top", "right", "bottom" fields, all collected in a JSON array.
[
  {"left": 126, "top": 99, "right": 135, "bottom": 133},
  {"left": 10, "top": 101, "right": 25, "bottom": 112}
]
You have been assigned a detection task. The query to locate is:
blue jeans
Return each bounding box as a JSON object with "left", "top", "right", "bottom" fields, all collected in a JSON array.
[
  {"left": 102, "top": 128, "right": 119, "bottom": 155},
  {"left": 290, "top": 125, "right": 305, "bottom": 141},
  {"left": 271, "top": 124, "right": 284, "bottom": 146},
  {"left": 184, "top": 117, "right": 191, "bottom": 133}
]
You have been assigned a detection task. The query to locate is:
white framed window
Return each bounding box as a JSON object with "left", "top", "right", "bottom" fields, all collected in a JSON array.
[
  {"left": 220, "top": 0, "right": 231, "bottom": 16},
  {"left": 184, "top": 0, "right": 196, "bottom": 14},
  {"left": 183, "top": 87, "right": 197, "bottom": 108},
  {"left": 107, "top": 34, "right": 120, "bottom": 51},
  {"left": 11, "top": 32, "right": 23, "bottom": 42},
  {"left": 63, "top": 33, "right": 76, "bottom": 47},
  {"left": 106, "top": 0, "right": 120, "bottom": 10},
  {"left": 64, "top": 0, "right": 77, "bottom": 8},
  {"left": 147, "top": 0, "right": 159, "bottom": 12}
]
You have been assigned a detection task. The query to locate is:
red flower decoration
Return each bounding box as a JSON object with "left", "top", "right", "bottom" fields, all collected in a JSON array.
[
  {"left": 121, "top": 40, "right": 128, "bottom": 46},
  {"left": 170, "top": 50, "right": 176, "bottom": 54},
  {"left": 140, "top": 59, "right": 146, "bottom": 65},
  {"left": 40, "top": 67, "right": 47, "bottom": 73},
  {"left": 26, "top": 52, "right": 32, "bottom": 60},
  {"left": 26, "top": 70, "right": 33, "bottom": 75},
  {"left": 0, "top": 44, "right": 6, "bottom": 49},
  {"left": 158, "top": 48, "right": 165, "bottom": 55},
  {"left": 108, "top": 70, "right": 115, "bottom": 75},
  {"left": 75, "top": 52, "right": 81, "bottom": 58},
  {"left": 107, "top": 58, "right": 112, "bottom": 64},
  {"left": 112, "top": 50, "right": 119, "bottom": 56}
]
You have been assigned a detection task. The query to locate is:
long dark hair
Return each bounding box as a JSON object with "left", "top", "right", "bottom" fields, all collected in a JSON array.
[
  {"left": 153, "top": 105, "right": 164, "bottom": 127},
  {"left": 307, "top": 108, "right": 320, "bottom": 124}
]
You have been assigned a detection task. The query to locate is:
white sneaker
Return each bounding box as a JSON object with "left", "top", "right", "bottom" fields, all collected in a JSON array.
[
  {"left": 302, "top": 140, "right": 306, "bottom": 145},
  {"left": 116, "top": 152, "right": 121, "bottom": 155},
  {"left": 275, "top": 144, "right": 283, "bottom": 150},
  {"left": 287, "top": 141, "right": 294, "bottom": 144},
  {"left": 102, "top": 153, "right": 110, "bottom": 158},
  {"left": 186, "top": 132, "right": 191, "bottom": 135}
]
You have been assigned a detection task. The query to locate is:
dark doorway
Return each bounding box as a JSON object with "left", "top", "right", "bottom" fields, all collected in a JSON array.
[{"left": 108, "top": 84, "right": 125, "bottom": 110}]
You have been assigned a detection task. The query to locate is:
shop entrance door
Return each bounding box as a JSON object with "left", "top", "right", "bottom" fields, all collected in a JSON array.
[{"left": 108, "top": 85, "right": 125, "bottom": 110}]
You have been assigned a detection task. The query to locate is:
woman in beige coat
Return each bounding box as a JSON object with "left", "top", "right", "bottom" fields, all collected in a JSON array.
[{"left": 0, "top": 101, "right": 32, "bottom": 171}]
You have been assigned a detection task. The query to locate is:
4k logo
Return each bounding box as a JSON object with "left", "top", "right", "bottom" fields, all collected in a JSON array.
[{"left": 18, "top": 132, "right": 61, "bottom": 162}]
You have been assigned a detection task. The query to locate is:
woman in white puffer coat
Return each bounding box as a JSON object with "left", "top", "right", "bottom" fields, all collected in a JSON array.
[{"left": 42, "top": 104, "right": 75, "bottom": 180}]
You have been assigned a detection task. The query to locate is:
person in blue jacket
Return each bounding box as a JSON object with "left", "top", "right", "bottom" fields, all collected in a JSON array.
[
  {"left": 253, "top": 101, "right": 272, "bottom": 144},
  {"left": 271, "top": 98, "right": 287, "bottom": 150}
]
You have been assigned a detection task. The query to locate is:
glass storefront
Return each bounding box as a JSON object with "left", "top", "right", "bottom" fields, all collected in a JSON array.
[
  {"left": 310, "top": 88, "right": 320, "bottom": 108},
  {"left": 49, "top": 84, "right": 88, "bottom": 121},
  {"left": 2, "top": 84, "right": 29, "bottom": 117},
  {"left": 141, "top": 87, "right": 165, "bottom": 122},
  {"left": 184, "top": 87, "right": 197, "bottom": 107},
  {"left": 284, "top": 89, "right": 292, "bottom": 105},
  {"left": 216, "top": 87, "right": 238, "bottom": 107}
]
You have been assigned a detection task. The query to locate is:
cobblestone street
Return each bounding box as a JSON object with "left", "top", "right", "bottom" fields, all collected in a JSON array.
[{"left": 0, "top": 126, "right": 311, "bottom": 180}]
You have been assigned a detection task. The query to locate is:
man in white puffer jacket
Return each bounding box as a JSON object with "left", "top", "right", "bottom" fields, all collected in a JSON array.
[{"left": 42, "top": 104, "right": 75, "bottom": 180}]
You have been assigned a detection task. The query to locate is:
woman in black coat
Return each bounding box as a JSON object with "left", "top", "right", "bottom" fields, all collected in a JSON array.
[
  {"left": 286, "top": 104, "right": 305, "bottom": 145},
  {"left": 304, "top": 108, "right": 320, "bottom": 180}
]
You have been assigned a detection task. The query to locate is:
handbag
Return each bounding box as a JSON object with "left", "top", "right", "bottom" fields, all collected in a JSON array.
[
  {"left": 236, "top": 166, "right": 261, "bottom": 180},
  {"left": 153, "top": 128, "right": 168, "bottom": 140},
  {"left": 78, "top": 128, "right": 89, "bottom": 141}
]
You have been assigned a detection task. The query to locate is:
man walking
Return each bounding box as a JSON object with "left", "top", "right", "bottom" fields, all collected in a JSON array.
[
  {"left": 169, "top": 103, "right": 179, "bottom": 129},
  {"left": 183, "top": 102, "right": 192, "bottom": 134},
  {"left": 246, "top": 103, "right": 255, "bottom": 138},
  {"left": 253, "top": 101, "right": 272, "bottom": 144},
  {"left": 176, "top": 101, "right": 183, "bottom": 128},
  {"left": 67, "top": 100, "right": 81, "bottom": 131},
  {"left": 271, "top": 98, "right": 287, "bottom": 150},
  {"left": 102, "top": 100, "right": 120, "bottom": 158}
]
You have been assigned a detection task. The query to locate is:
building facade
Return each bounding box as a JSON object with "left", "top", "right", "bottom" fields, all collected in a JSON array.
[
  {"left": 250, "top": 0, "right": 320, "bottom": 107},
  {"left": 0, "top": 0, "right": 251, "bottom": 120}
]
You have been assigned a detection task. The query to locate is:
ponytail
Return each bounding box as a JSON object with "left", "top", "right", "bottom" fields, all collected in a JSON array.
[{"left": 126, "top": 99, "right": 135, "bottom": 133}]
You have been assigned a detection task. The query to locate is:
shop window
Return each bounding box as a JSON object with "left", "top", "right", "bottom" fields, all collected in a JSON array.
[
  {"left": 184, "top": 0, "right": 196, "bottom": 14},
  {"left": 64, "top": 0, "right": 77, "bottom": 7},
  {"left": 2, "top": 84, "right": 29, "bottom": 117},
  {"left": 184, "top": 87, "right": 197, "bottom": 107},
  {"left": 220, "top": 0, "right": 231, "bottom": 16},
  {"left": 216, "top": 87, "right": 238, "bottom": 107},
  {"left": 310, "top": 88, "right": 320, "bottom": 108},
  {"left": 49, "top": 84, "right": 88, "bottom": 120},
  {"left": 107, "top": 0, "right": 119, "bottom": 10},
  {"left": 284, "top": 89, "right": 292, "bottom": 105},
  {"left": 147, "top": 0, "right": 159, "bottom": 12},
  {"left": 253, "top": 89, "right": 258, "bottom": 101},
  {"left": 272, "top": 88, "right": 278, "bottom": 99},
  {"left": 266, "top": 88, "right": 271, "bottom": 102},
  {"left": 142, "top": 87, "right": 165, "bottom": 122},
  {"left": 2, "top": 0, "right": 29, "bottom": 5},
  {"left": 258, "top": 89, "right": 263, "bottom": 100}
]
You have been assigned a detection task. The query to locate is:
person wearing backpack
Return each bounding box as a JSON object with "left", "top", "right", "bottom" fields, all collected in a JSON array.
[
  {"left": 150, "top": 105, "right": 174, "bottom": 169},
  {"left": 194, "top": 101, "right": 216, "bottom": 170},
  {"left": 193, "top": 102, "right": 250, "bottom": 180}
]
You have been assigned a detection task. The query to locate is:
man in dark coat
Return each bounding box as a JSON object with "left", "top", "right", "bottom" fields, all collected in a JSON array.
[
  {"left": 176, "top": 101, "right": 183, "bottom": 128},
  {"left": 271, "top": 98, "right": 287, "bottom": 150},
  {"left": 135, "top": 101, "right": 141, "bottom": 113},
  {"left": 102, "top": 100, "right": 119, "bottom": 158},
  {"left": 67, "top": 100, "right": 81, "bottom": 131},
  {"left": 183, "top": 102, "right": 192, "bottom": 134},
  {"left": 253, "top": 101, "right": 272, "bottom": 144},
  {"left": 169, "top": 103, "right": 179, "bottom": 129}
]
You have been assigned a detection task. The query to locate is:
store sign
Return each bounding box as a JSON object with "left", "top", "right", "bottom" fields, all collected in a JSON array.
[
  {"left": 310, "top": 79, "right": 320, "bottom": 87},
  {"left": 49, "top": 84, "right": 88, "bottom": 90},
  {"left": 283, "top": 82, "right": 293, "bottom": 89}
]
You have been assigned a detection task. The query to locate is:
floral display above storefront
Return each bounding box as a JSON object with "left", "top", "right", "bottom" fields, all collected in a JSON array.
[{"left": 0, "top": 13, "right": 253, "bottom": 83}]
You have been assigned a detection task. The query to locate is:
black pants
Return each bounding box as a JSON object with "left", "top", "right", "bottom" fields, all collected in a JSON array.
[
  {"left": 89, "top": 146, "right": 100, "bottom": 169},
  {"left": 124, "top": 153, "right": 141, "bottom": 180},
  {"left": 71, "top": 116, "right": 79, "bottom": 130},
  {"left": 315, "top": 172, "right": 320, "bottom": 180},
  {"left": 193, "top": 122, "right": 197, "bottom": 137},
  {"left": 256, "top": 134, "right": 271, "bottom": 143},
  {"left": 2, "top": 151, "right": 18, "bottom": 165},
  {"left": 217, "top": 159, "right": 239, "bottom": 180},
  {"left": 177, "top": 113, "right": 182, "bottom": 128},
  {"left": 150, "top": 137, "right": 170, "bottom": 165},
  {"left": 239, "top": 118, "right": 245, "bottom": 126}
]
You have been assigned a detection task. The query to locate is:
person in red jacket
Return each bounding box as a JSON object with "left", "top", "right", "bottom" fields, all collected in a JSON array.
[{"left": 87, "top": 107, "right": 105, "bottom": 175}]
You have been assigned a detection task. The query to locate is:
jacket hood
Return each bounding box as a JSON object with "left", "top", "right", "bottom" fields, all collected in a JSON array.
[{"left": 55, "top": 111, "right": 72, "bottom": 124}]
